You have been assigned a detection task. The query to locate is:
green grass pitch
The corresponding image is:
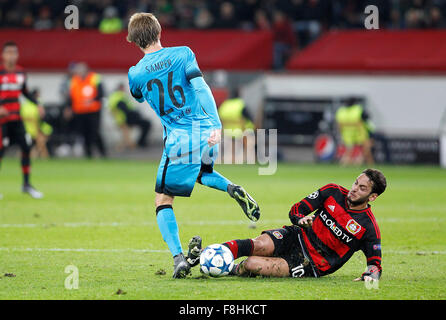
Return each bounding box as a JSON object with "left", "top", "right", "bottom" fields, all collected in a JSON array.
[{"left": 0, "top": 158, "right": 445, "bottom": 300}]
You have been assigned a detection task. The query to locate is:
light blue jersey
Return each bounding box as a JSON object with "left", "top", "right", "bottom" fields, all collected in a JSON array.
[
  {"left": 128, "top": 46, "right": 221, "bottom": 136},
  {"left": 128, "top": 46, "right": 223, "bottom": 197}
]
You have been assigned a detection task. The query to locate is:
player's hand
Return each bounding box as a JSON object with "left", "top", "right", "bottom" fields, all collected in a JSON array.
[
  {"left": 0, "top": 106, "right": 9, "bottom": 117},
  {"left": 298, "top": 215, "right": 315, "bottom": 228},
  {"left": 353, "top": 275, "right": 375, "bottom": 282},
  {"left": 208, "top": 128, "right": 221, "bottom": 147}
]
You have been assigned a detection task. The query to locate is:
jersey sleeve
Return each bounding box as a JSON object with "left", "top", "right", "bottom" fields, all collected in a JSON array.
[
  {"left": 289, "top": 184, "right": 346, "bottom": 225},
  {"left": 21, "top": 73, "right": 38, "bottom": 105},
  {"left": 359, "top": 219, "right": 382, "bottom": 280},
  {"left": 128, "top": 67, "right": 144, "bottom": 103},
  {"left": 184, "top": 47, "right": 203, "bottom": 82},
  {"left": 185, "top": 47, "right": 221, "bottom": 129}
]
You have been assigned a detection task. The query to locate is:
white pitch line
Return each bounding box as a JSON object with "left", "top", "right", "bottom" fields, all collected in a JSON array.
[
  {"left": 0, "top": 247, "right": 445, "bottom": 255},
  {"left": 0, "top": 219, "right": 285, "bottom": 228},
  {"left": 0, "top": 217, "right": 443, "bottom": 229},
  {"left": 0, "top": 247, "right": 169, "bottom": 253}
]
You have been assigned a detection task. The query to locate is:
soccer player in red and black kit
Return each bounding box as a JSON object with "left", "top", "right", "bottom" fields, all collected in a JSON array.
[
  {"left": 0, "top": 41, "right": 44, "bottom": 199},
  {"left": 187, "top": 169, "right": 386, "bottom": 283}
]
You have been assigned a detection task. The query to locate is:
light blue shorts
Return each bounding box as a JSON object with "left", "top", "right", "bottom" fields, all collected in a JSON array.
[{"left": 155, "top": 130, "right": 218, "bottom": 197}]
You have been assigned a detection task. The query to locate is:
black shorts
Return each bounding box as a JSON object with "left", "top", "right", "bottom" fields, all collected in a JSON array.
[
  {"left": 0, "top": 120, "right": 32, "bottom": 152},
  {"left": 262, "top": 225, "right": 319, "bottom": 278}
]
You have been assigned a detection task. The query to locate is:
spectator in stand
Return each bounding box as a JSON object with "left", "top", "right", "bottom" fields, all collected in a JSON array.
[
  {"left": 213, "top": 1, "right": 239, "bottom": 29},
  {"left": 173, "top": 0, "right": 195, "bottom": 29},
  {"left": 83, "top": 12, "right": 100, "bottom": 29},
  {"left": 292, "top": 0, "right": 329, "bottom": 48},
  {"left": 99, "top": 6, "right": 123, "bottom": 33},
  {"left": 154, "top": 0, "right": 176, "bottom": 28},
  {"left": 33, "top": 6, "right": 53, "bottom": 30},
  {"left": 338, "top": 0, "right": 364, "bottom": 28},
  {"left": 1, "top": 0, "right": 446, "bottom": 32},
  {"left": 272, "top": 10, "right": 297, "bottom": 70},
  {"left": 254, "top": 9, "right": 271, "bottom": 30},
  {"left": 194, "top": 5, "right": 215, "bottom": 29},
  {"left": 429, "top": 6, "right": 446, "bottom": 27},
  {"left": 237, "top": 0, "right": 260, "bottom": 30}
]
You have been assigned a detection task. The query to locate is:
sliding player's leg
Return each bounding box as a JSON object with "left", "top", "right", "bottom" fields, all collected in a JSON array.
[
  {"left": 232, "top": 233, "right": 287, "bottom": 277},
  {"left": 239, "top": 256, "right": 290, "bottom": 277},
  {"left": 186, "top": 232, "right": 276, "bottom": 273},
  {"left": 188, "top": 226, "right": 314, "bottom": 278}
]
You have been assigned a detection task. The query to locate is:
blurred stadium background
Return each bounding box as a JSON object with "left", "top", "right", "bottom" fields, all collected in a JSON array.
[
  {"left": 1, "top": 0, "right": 446, "bottom": 301},
  {"left": 1, "top": 0, "right": 446, "bottom": 165}
]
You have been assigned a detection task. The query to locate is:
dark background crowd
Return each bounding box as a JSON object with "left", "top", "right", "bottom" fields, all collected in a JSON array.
[{"left": 1, "top": 0, "right": 446, "bottom": 47}]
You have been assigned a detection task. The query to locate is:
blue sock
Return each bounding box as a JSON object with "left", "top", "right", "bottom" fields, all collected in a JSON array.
[
  {"left": 156, "top": 205, "right": 183, "bottom": 257},
  {"left": 199, "top": 170, "right": 232, "bottom": 192}
]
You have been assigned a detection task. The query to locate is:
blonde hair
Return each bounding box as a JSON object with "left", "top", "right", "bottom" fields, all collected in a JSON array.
[{"left": 126, "top": 13, "right": 161, "bottom": 49}]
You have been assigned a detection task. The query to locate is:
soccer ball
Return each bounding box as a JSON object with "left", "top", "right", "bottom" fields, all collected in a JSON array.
[{"left": 200, "top": 244, "right": 234, "bottom": 277}]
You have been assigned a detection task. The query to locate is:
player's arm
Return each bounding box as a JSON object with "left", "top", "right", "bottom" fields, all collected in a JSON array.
[
  {"left": 92, "top": 74, "right": 104, "bottom": 102},
  {"left": 128, "top": 68, "right": 144, "bottom": 103},
  {"left": 355, "top": 230, "right": 382, "bottom": 281},
  {"left": 190, "top": 76, "right": 222, "bottom": 146},
  {"left": 189, "top": 76, "right": 221, "bottom": 129},
  {"left": 289, "top": 184, "right": 338, "bottom": 227},
  {"left": 185, "top": 47, "right": 221, "bottom": 131},
  {"left": 21, "top": 79, "right": 38, "bottom": 105},
  {"left": 22, "top": 75, "right": 45, "bottom": 118}
]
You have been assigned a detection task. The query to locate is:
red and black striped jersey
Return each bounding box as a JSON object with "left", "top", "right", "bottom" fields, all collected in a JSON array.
[
  {"left": 289, "top": 183, "right": 382, "bottom": 279},
  {"left": 0, "top": 65, "right": 36, "bottom": 124}
]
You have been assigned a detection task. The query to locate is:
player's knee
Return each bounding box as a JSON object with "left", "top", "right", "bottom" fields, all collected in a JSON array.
[
  {"left": 154, "top": 192, "right": 174, "bottom": 208},
  {"left": 243, "top": 256, "right": 263, "bottom": 274},
  {"left": 252, "top": 234, "right": 274, "bottom": 256}
]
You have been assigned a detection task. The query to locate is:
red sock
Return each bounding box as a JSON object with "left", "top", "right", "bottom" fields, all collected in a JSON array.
[{"left": 222, "top": 239, "right": 254, "bottom": 259}]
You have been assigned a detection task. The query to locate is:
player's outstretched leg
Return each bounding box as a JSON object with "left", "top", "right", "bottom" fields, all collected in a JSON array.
[
  {"left": 198, "top": 170, "right": 260, "bottom": 222},
  {"left": 227, "top": 184, "right": 260, "bottom": 222},
  {"left": 198, "top": 170, "right": 231, "bottom": 192}
]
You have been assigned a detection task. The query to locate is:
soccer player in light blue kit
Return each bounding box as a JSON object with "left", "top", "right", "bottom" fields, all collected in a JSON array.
[{"left": 126, "top": 13, "right": 260, "bottom": 278}]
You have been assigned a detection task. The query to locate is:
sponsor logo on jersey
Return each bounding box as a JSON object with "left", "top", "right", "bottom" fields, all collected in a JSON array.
[
  {"left": 346, "top": 219, "right": 362, "bottom": 235},
  {"left": 320, "top": 211, "right": 352, "bottom": 243},
  {"left": 272, "top": 231, "right": 283, "bottom": 239},
  {"left": 328, "top": 205, "right": 335, "bottom": 212}
]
